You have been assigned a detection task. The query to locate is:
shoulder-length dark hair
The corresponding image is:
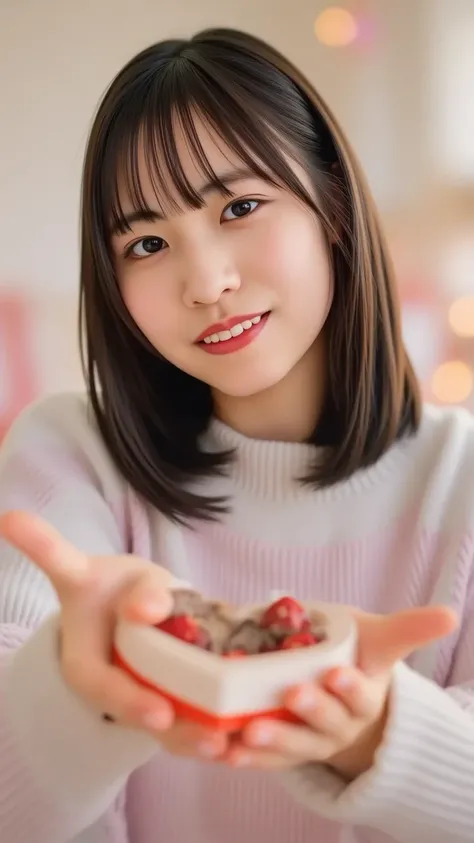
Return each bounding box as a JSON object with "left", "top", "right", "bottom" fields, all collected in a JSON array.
[{"left": 79, "top": 27, "right": 421, "bottom": 523}]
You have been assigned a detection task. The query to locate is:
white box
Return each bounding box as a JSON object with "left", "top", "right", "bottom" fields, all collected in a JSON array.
[{"left": 113, "top": 601, "right": 357, "bottom": 732}]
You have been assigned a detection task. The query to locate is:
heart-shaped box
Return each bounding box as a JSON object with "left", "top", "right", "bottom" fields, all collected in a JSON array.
[{"left": 114, "top": 600, "right": 357, "bottom": 732}]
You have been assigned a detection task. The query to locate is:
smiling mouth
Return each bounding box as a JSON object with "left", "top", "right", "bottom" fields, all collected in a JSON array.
[
  {"left": 201, "top": 314, "right": 265, "bottom": 346},
  {"left": 197, "top": 311, "right": 271, "bottom": 355}
]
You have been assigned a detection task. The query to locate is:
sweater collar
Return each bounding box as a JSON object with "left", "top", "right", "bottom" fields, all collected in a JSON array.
[{"left": 204, "top": 417, "right": 407, "bottom": 504}]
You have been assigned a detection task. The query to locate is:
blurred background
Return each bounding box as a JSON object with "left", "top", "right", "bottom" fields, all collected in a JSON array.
[{"left": 1, "top": 0, "right": 474, "bottom": 439}]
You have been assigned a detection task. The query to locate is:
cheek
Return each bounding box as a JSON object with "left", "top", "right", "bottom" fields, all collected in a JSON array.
[
  {"left": 121, "top": 272, "right": 176, "bottom": 350},
  {"left": 253, "top": 214, "right": 332, "bottom": 312}
]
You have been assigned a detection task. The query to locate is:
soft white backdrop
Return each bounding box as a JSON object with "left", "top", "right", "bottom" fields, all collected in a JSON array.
[{"left": 1, "top": 0, "right": 456, "bottom": 296}]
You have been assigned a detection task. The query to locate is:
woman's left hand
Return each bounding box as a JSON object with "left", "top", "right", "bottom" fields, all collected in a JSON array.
[{"left": 224, "top": 605, "right": 458, "bottom": 780}]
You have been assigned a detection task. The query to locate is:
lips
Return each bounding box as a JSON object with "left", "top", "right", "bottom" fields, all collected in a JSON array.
[
  {"left": 195, "top": 312, "right": 267, "bottom": 345},
  {"left": 197, "top": 312, "right": 270, "bottom": 355}
]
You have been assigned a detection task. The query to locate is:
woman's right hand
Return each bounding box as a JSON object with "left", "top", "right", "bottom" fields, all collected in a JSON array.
[{"left": 0, "top": 510, "right": 229, "bottom": 760}]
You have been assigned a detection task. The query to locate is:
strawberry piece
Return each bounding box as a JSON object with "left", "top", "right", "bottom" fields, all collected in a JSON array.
[
  {"left": 280, "top": 631, "right": 318, "bottom": 649},
  {"left": 224, "top": 649, "right": 248, "bottom": 658},
  {"left": 260, "top": 596, "right": 307, "bottom": 634},
  {"left": 156, "top": 614, "right": 200, "bottom": 644}
]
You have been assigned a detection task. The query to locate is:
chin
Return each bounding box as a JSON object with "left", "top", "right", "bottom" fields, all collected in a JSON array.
[{"left": 209, "top": 363, "right": 292, "bottom": 398}]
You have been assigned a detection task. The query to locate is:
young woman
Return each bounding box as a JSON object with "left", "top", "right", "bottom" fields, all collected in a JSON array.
[{"left": 0, "top": 27, "right": 472, "bottom": 843}]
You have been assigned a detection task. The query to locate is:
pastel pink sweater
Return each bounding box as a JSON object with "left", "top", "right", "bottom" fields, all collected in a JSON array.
[{"left": 2, "top": 393, "right": 474, "bottom": 843}]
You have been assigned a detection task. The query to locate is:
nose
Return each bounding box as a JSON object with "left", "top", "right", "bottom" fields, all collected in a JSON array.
[{"left": 181, "top": 239, "right": 241, "bottom": 307}]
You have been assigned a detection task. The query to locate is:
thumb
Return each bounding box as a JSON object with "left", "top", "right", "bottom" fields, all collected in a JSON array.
[
  {"left": 0, "top": 510, "right": 90, "bottom": 595},
  {"left": 355, "top": 605, "right": 458, "bottom": 675}
]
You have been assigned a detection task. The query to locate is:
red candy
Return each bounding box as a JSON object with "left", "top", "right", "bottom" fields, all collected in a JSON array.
[
  {"left": 156, "top": 591, "right": 325, "bottom": 657},
  {"left": 260, "top": 596, "right": 307, "bottom": 634},
  {"left": 156, "top": 615, "right": 200, "bottom": 644},
  {"left": 280, "top": 631, "right": 318, "bottom": 649}
]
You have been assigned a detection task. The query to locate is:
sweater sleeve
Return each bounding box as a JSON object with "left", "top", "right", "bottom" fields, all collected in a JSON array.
[
  {"left": 0, "top": 396, "right": 159, "bottom": 843},
  {"left": 281, "top": 599, "right": 474, "bottom": 841}
]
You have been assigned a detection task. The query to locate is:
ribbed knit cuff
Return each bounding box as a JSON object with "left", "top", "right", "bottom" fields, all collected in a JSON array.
[
  {"left": 3, "top": 614, "right": 158, "bottom": 819},
  {"left": 282, "top": 661, "right": 474, "bottom": 841}
]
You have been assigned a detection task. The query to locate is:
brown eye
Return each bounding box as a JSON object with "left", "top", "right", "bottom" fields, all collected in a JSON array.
[
  {"left": 129, "top": 237, "right": 167, "bottom": 258},
  {"left": 222, "top": 199, "right": 259, "bottom": 221}
]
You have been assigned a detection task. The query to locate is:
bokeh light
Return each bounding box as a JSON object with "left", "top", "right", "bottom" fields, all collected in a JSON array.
[
  {"left": 314, "top": 7, "right": 358, "bottom": 48},
  {"left": 448, "top": 296, "right": 474, "bottom": 337},
  {"left": 431, "top": 360, "right": 473, "bottom": 404}
]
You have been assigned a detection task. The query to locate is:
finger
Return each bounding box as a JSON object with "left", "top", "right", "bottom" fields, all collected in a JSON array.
[
  {"left": 354, "top": 606, "right": 458, "bottom": 675},
  {"left": 59, "top": 579, "right": 173, "bottom": 731},
  {"left": 62, "top": 651, "right": 175, "bottom": 732},
  {"left": 322, "top": 667, "right": 381, "bottom": 718},
  {"left": 241, "top": 716, "right": 335, "bottom": 762},
  {"left": 160, "top": 721, "right": 229, "bottom": 760},
  {"left": 225, "top": 744, "right": 297, "bottom": 770},
  {"left": 117, "top": 569, "right": 174, "bottom": 625},
  {"left": 283, "top": 683, "right": 352, "bottom": 739},
  {"left": 0, "top": 510, "right": 90, "bottom": 595}
]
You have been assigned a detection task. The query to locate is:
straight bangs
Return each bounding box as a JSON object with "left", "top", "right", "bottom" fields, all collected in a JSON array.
[{"left": 99, "top": 52, "right": 342, "bottom": 249}]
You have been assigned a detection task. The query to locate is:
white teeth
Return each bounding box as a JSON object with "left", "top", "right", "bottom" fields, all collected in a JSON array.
[{"left": 201, "top": 314, "right": 266, "bottom": 345}]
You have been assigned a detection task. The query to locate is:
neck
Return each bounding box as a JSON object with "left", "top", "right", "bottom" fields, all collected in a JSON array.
[{"left": 212, "top": 340, "right": 326, "bottom": 443}]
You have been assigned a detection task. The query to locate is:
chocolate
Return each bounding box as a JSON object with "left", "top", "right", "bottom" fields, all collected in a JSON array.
[{"left": 159, "top": 590, "right": 328, "bottom": 656}]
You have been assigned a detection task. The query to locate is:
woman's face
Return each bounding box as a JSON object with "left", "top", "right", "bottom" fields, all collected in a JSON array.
[{"left": 111, "top": 119, "right": 333, "bottom": 400}]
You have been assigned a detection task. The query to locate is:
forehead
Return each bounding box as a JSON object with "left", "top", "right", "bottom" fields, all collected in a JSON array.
[{"left": 116, "top": 114, "right": 250, "bottom": 216}]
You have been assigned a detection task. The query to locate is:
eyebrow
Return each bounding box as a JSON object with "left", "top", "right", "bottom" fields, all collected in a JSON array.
[{"left": 111, "top": 167, "right": 265, "bottom": 235}]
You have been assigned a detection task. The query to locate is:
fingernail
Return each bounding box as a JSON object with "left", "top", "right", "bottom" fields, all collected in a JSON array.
[
  {"left": 334, "top": 672, "right": 353, "bottom": 690},
  {"left": 198, "top": 741, "right": 219, "bottom": 757},
  {"left": 138, "top": 598, "right": 170, "bottom": 620},
  {"left": 294, "top": 686, "right": 317, "bottom": 711},
  {"left": 142, "top": 710, "right": 169, "bottom": 731},
  {"left": 250, "top": 725, "right": 273, "bottom": 746}
]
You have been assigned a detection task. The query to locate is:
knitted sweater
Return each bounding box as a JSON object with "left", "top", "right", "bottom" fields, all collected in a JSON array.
[{"left": 1, "top": 392, "right": 474, "bottom": 843}]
